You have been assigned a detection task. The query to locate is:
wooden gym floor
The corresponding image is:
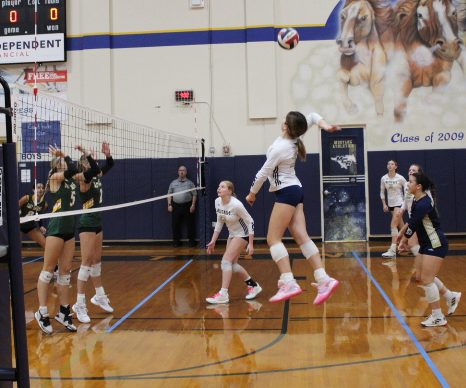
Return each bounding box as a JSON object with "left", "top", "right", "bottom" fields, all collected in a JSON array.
[{"left": 20, "top": 241, "right": 466, "bottom": 387}]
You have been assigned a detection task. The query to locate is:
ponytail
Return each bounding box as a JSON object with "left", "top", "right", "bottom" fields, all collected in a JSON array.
[{"left": 296, "top": 138, "right": 306, "bottom": 161}]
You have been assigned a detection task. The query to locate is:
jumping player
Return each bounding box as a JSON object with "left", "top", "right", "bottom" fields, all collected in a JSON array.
[
  {"left": 73, "top": 142, "right": 115, "bottom": 323},
  {"left": 34, "top": 145, "right": 100, "bottom": 334},
  {"left": 246, "top": 111, "right": 340, "bottom": 304}
]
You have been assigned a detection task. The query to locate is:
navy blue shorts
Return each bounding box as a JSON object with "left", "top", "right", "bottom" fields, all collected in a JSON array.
[
  {"left": 274, "top": 185, "right": 304, "bottom": 207},
  {"left": 419, "top": 242, "right": 448, "bottom": 259},
  {"left": 388, "top": 205, "right": 401, "bottom": 212}
]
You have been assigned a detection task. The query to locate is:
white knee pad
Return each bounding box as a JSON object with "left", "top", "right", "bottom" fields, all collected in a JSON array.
[
  {"left": 78, "top": 265, "right": 92, "bottom": 282},
  {"left": 300, "top": 240, "right": 319, "bottom": 259},
  {"left": 221, "top": 260, "right": 233, "bottom": 271},
  {"left": 57, "top": 273, "right": 71, "bottom": 286},
  {"left": 270, "top": 242, "right": 288, "bottom": 263},
  {"left": 232, "top": 263, "right": 243, "bottom": 273},
  {"left": 90, "top": 262, "right": 102, "bottom": 277},
  {"left": 410, "top": 244, "right": 420, "bottom": 256},
  {"left": 391, "top": 227, "right": 398, "bottom": 237},
  {"left": 39, "top": 270, "right": 53, "bottom": 284},
  {"left": 423, "top": 282, "right": 440, "bottom": 304}
]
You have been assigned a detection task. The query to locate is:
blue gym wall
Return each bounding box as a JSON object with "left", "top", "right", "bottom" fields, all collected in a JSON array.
[{"left": 18, "top": 148, "right": 466, "bottom": 243}]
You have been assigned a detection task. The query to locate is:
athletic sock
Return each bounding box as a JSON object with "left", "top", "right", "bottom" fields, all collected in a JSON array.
[{"left": 245, "top": 277, "right": 258, "bottom": 287}]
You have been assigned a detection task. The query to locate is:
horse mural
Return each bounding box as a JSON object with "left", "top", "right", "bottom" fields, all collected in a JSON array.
[
  {"left": 337, "top": 0, "right": 387, "bottom": 116},
  {"left": 393, "top": 0, "right": 463, "bottom": 122}
]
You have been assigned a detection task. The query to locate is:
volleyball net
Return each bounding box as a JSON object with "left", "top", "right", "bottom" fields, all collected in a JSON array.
[{"left": 12, "top": 85, "right": 204, "bottom": 240}]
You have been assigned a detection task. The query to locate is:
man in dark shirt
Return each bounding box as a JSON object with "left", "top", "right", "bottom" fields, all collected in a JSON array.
[{"left": 167, "top": 165, "right": 197, "bottom": 247}]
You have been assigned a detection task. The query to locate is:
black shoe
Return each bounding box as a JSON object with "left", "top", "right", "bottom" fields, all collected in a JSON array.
[
  {"left": 55, "top": 305, "right": 77, "bottom": 332},
  {"left": 188, "top": 241, "right": 197, "bottom": 247},
  {"left": 173, "top": 241, "right": 181, "bottom": 247}
]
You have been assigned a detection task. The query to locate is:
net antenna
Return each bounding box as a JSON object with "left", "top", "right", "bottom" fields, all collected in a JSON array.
[{"left": 13, "top": 84, "right": 203, "bottom": 231}]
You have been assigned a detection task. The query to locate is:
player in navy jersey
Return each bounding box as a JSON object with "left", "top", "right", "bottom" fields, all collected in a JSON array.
[
  {"left": 206, "top": 181, "right": 262, "bottom": 304},
  {"left": 246, "top": 111, "right": 340, "bottom": 304},
  {"left": 398, "top": 172, "right": 460, "bottom": 327}
]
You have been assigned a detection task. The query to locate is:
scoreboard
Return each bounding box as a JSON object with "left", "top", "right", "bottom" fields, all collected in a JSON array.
[{"left": 0, "top": 0, "right": 66, "bottom": 64}]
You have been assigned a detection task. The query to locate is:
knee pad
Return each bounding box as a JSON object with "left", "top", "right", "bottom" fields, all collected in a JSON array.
[
  {"left": 232, "top": 263, "right": 243, "bottom": 273},
  {"left": 270, "top": 242, "right": 288, "bottom": 263},
  {"left": 423, "top": 282, "right": 440, "bottom": 304},
  {"left": 78, "top": 265, "right": 92, "bottom": 282},
  {"left": 90, "top": 262, "right": 102, "bottom": 277},
  {"left": 39, "top": 270, "right": 53, "bottom": 284},
  {"left": 300, "top": 240, "right": 318, "bottom": 259},
  {"left": 221, "top": 260, "right": 232, "bottom": 271},
  {"left": 391, "top": 227, "right": 398, "bottom": 237},
  {"left": 433, "top": 277, "right": 445, "bottom": 291},
  {"left": 57, "top": 273, "right": 71, "bottom": 286},
  {"left": 410, "top": 244, "right": 420, "bottom": 256}
]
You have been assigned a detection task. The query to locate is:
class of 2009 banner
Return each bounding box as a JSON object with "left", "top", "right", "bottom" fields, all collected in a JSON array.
[{"left": 292, "top": 0, "right": 466, "bottom": 151}]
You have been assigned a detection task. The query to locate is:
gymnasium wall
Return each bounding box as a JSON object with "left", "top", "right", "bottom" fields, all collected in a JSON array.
[
  {"left": 4, "top": 0, "right": 466, "bottom": 239},
  {"left": 18, "top": 147, "right": 466, "bottom": 240}
]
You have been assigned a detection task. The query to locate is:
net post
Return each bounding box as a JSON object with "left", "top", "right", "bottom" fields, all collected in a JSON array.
[{"left": 0, "top": 76, "right": 30, "bottom": 387}]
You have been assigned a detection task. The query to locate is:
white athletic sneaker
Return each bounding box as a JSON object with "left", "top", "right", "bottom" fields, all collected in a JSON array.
[
  {"left": 91, "top": 294, "right": 114, "bottom": 313},
  {"left": 382, "top": 249, "right": 396, "bottom": 258},
  {"left": 72, "top": 303, "right": 91, "bottom": 323},
  {"left": 421, "top": 314, "right": 447, "bottom": 327},
  {"left": 269, "top": 280, "right": 302, "bottom": 303},
  {"left": 245, "top": 284, "right": 262, "bottom": 300},
  {"left": 55, "top": 307, "right": 77, "bottom": 332},
  {"left": 206, "top": 292, "right": 229, "bottom": 304},
  {"left": 447, "top": 292, "right": 461, "bottom": 315},
  {"left": 35, "top": 310, "right": 53, "bottom": 335}
]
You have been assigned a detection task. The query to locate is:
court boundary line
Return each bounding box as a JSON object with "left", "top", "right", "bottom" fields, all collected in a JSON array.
[
  {"left": 107, "top": 259, "right": 194, "bottom": 333},
  {"left": 352, "top": 251, "right": 450, "bottom": 388},
  {"left": 22, "top": 256, "right": 43, "bottom": 265}
]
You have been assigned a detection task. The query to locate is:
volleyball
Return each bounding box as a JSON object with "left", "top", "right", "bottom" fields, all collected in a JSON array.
[{"left": 277, "top": 27, "right": 300, "bottom": 50}]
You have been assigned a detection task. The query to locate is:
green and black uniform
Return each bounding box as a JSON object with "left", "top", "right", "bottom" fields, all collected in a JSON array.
[
  {"left": 47, "top": 179, "right": 77, "bottom": 241},
  {"left": 78, "top": 177, "right": 103, "bottom": 233},
  {"left": 20, "top": 195, "right": 48, "bottom": 234}
]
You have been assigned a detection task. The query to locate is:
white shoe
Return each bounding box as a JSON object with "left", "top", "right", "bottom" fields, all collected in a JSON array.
[
  {"left": 447, "top": 292, "right": 461, "bottom": 315},
  {"left": 382, "top": 249, "right": 396, "bottom": 258},
  {"left": 245, "top": 284, "right": 262, "bottom": 300},
  {"left": 35, "top": 310, "right": 53, "bottom": 335},
  {"left": 206, "top": 292, "right": 229, "bottom": 304},
  {"left": 91, "top": 294, "right": 114, "bottom": 313},
  {"left": 421, "top": 314, "right": 447, "bottom": 327},
  {"left": 72, "top": 303, "right": 91, "bottom": 323}
]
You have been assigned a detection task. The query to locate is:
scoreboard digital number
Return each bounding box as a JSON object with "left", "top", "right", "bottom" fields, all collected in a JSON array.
[{"left": 0, "top": 0, "right": 66, "bottom": 65}]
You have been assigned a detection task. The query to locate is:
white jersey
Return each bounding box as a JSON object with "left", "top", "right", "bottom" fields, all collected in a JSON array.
[
  {"left": 214, "top": 196, "right": 254, "bottom": 238},
  {"left": 250, "top": 112, "right": 322, "bottom": 194},
  {"left": 380, "top": 173, "right": 407, "bottom": 207},
  {"left": 402, "top": 184, "right": 433, "bottom": 216}
]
